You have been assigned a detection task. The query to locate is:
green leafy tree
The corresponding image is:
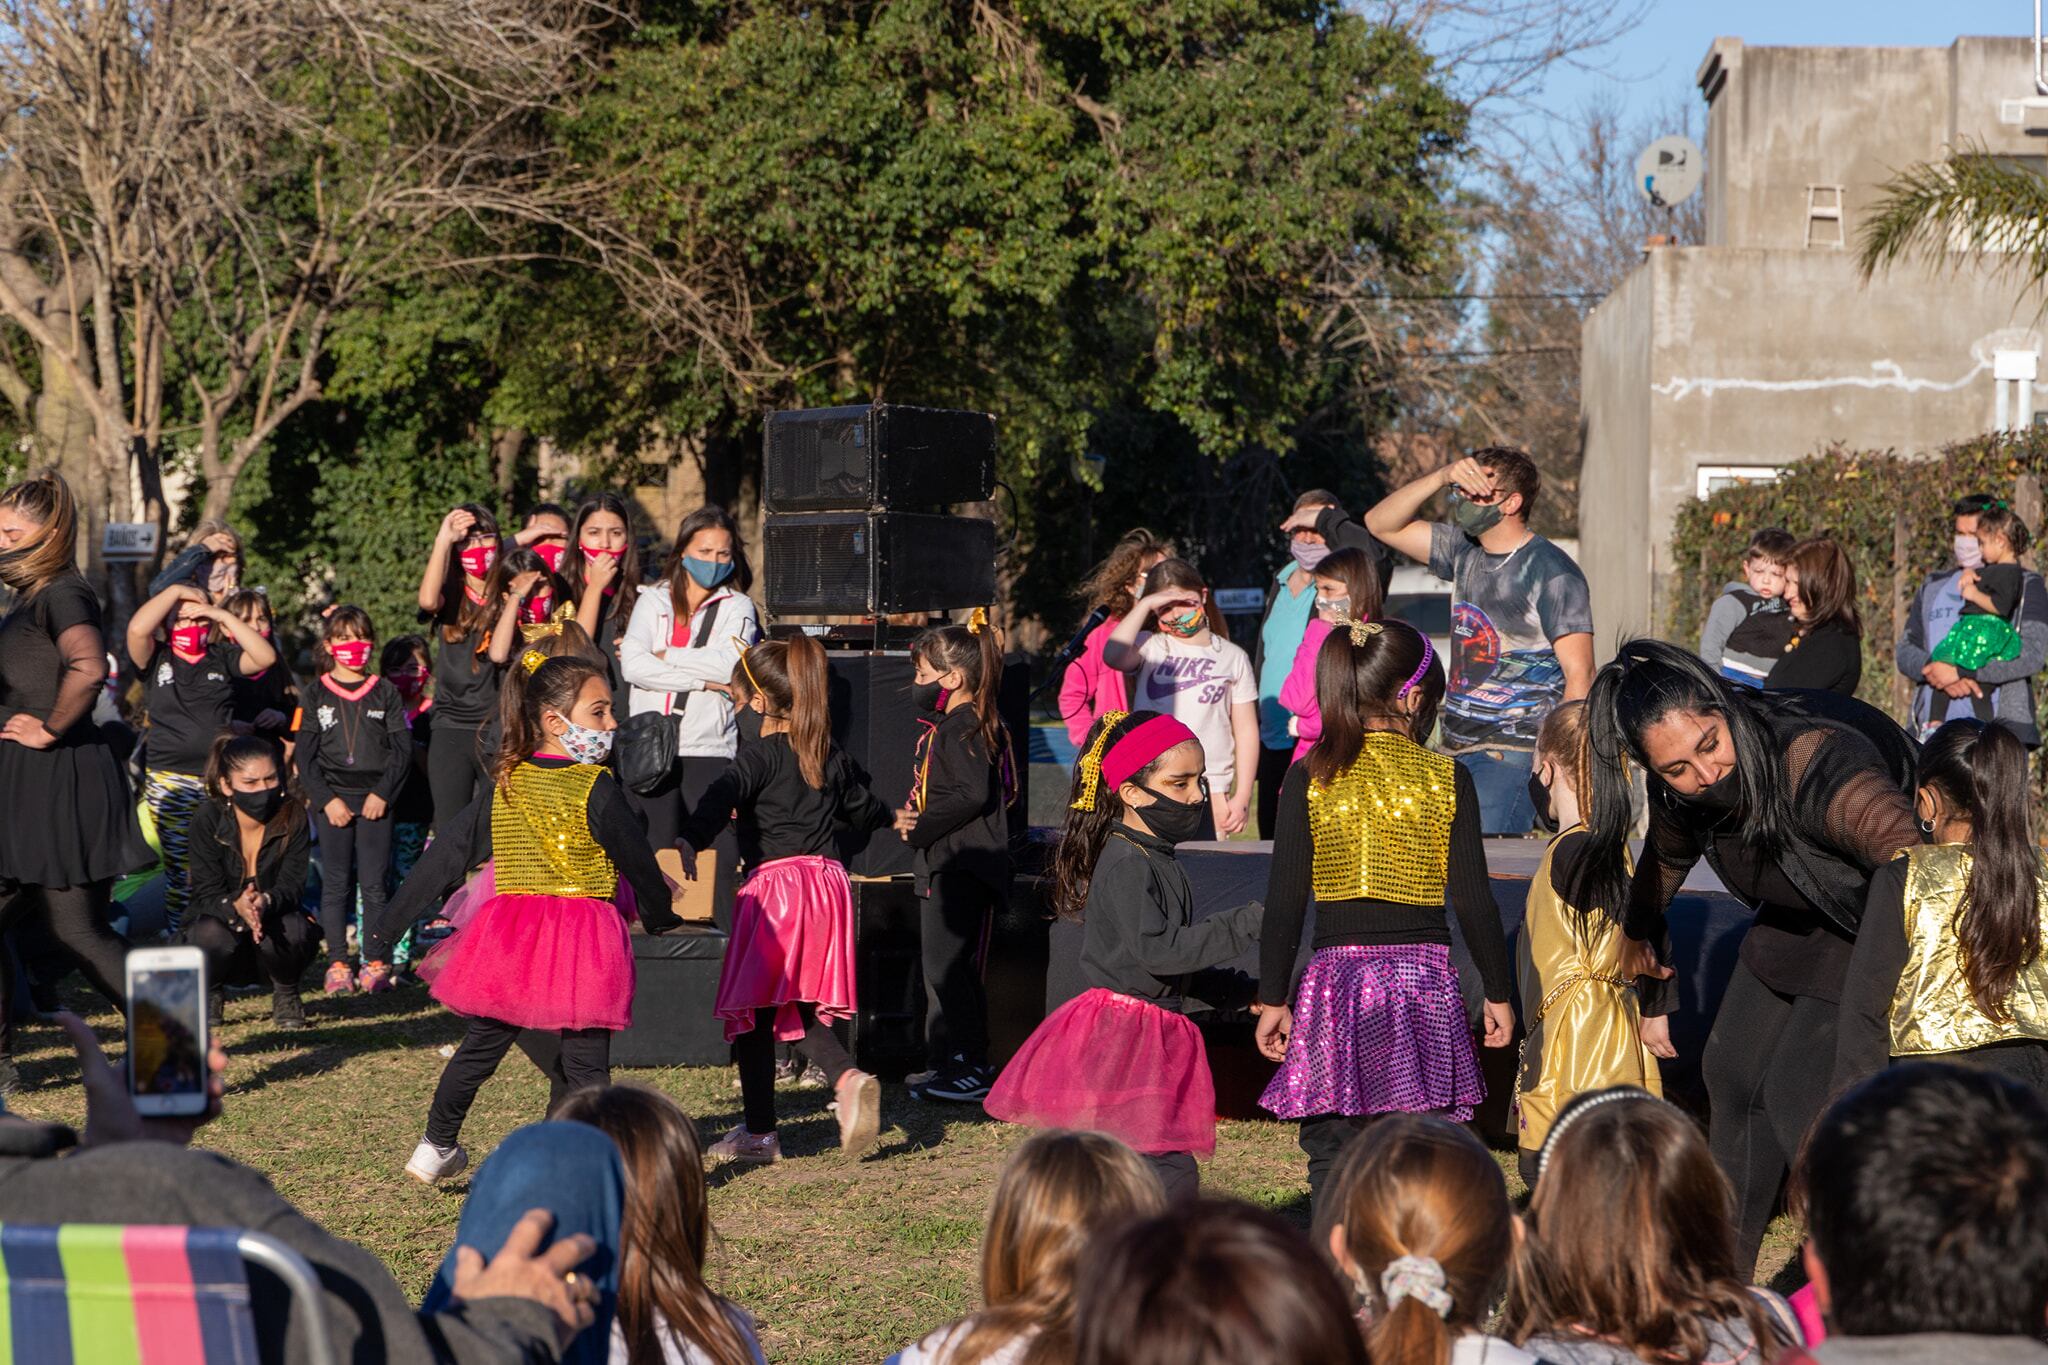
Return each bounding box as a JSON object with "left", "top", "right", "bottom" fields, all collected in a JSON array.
[{"left": 1859, "top": 143, "right": 2048, "bottom": 294}]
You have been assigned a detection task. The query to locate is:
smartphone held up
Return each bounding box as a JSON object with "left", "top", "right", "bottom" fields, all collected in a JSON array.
[{"left": 125, "top": 945, "right": 209, "bottom": 1117}]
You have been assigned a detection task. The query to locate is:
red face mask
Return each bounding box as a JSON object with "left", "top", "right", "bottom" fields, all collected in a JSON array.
[
  {"left": 170, "top": 624, "right": 211, "bottom": 656},
  {"left": 458, "top": 545, "right": 497, "bottom": 579},
  {"left": 534, "top": 542, "right": 567, "bottom": 572},
  {"left": 329, "top": 640, "right": 373, "bottom": 672},
  {"left": 519, "top": 591, "right": 554, "bottom": 625},
  {"left": 583, "top": 545, "right": 623, "bottom": 594},
  {"left": 390, "top": 668, "right": 426, "bottom": 700}
]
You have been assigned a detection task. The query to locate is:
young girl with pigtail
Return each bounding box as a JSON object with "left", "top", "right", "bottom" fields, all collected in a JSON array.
[
  {"left": 904, "top": 611, "right": 1016, "bottom": 1103},
  {"left": 380, "top": 649, "right": 680, "bottom": 1184},
  {"left": 676, "top": 634, "right": 904, "bottom": 1164},
  {"left": 985, "top": 709, "right": 1263, "bottom": 1200},
  {"left": 1255, "top": 618, "right": 1515, "bottom": 1215}
]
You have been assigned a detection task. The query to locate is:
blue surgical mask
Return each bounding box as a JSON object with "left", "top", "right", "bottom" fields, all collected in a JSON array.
[{"left": 683, "top": 556, "right": 734, "bottom": 588}]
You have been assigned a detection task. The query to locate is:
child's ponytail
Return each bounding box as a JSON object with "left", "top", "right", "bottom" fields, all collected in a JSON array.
[
  {"left": 1922, "top": 719, "right": 2043, "bottom": 1020},
  {"left": 494, "top": 652, "right": 606, "bottom": 795},
  {"left": 913, "top": 612, "right": 1007, "bottom": 760},
  {"left": 733, "top": 638, "right": 831, "bottom": 788}
]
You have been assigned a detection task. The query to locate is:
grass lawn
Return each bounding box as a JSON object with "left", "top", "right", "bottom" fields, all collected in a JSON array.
[{"left": 6, "top": 983, "right": 1804, "bottom": 1364}]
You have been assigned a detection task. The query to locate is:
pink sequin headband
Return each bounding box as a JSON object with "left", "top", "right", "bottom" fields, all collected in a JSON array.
[{"left": 1399, "top": 634, "right": 1435, "bottom": 699}]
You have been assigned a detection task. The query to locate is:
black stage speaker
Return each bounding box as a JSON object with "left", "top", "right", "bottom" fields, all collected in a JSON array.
[
  {"left": 826, "top": 652, "right": 921, "bottom": 878},
  {"left": 612, "top": 927, "right": 733, "bottom": 1068},
  {"left": 839, "top": 879, "right": 927, "bottom": 1079},
  {"left": 764, "top": 512, "right": 996, "bottom": 617},
  {"left": 765, "top": 404, "right": 996, "bottom": 511}
]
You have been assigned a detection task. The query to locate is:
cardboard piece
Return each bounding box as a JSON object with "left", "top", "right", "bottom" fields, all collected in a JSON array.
[{"left": 655, "top": 846, "right": 718, "bottom": 922}]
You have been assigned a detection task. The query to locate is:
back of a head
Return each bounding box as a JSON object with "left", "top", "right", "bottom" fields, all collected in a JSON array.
[
  {"left": 950, "top": 1130, "right": 1166, "bottom": 1365},
  {"left": 739, "top": 636, "right": 831, "bottom": 787},
  {"left": 1325, "top": 1114, "right": 1510, "bottom": 1365},
  {"left": 1073, "top": 1197, "right": 1367, "bottom": 1365},
  {"left": 1083, "top": 528, "right": 1174, "bottom": 616},
  {"left": 1801, "top": 1063, "right": 2048, "bottom": 1339},
  {"left": 1789, "top": 536, "right": 1860, "bottom": 634},
  {"left": 1918, "top": 719, "right": 2042, "bottom": 1019},
  {"left": 1306, "top": 618, "right": 1443, "bottom": 783},
  {"left": 1974, "top": 501, "right": 2034, "bottom": 557},
  {"left": 1510, "top": 1089, "right": 1765, "bottom": 1361}
]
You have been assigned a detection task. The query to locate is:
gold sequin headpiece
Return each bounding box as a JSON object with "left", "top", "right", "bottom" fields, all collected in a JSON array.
[
  {"left": 1344, "top": 618, "right": 1382, "bottom": 647},
  {"left": 1070, "top": 710, "right": 1129, "bottom": 812},
  {"left": 968, "top": 606, "right": 989, "bottom": 634},
  {"left": 518, "top": 600, "right": 576, "bottom": 644},
  {"left": 519, "top": 647, "right": 548, "bottom": 675}
]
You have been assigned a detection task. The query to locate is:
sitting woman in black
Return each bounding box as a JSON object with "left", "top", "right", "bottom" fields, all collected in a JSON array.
[{"left": 181, "top": 734, "right": 321, "bottom": 1031}]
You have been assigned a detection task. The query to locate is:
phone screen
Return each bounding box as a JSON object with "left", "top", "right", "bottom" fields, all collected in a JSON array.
[{"left": 129, "top": 967, "right": 205, "bottom": 1098}]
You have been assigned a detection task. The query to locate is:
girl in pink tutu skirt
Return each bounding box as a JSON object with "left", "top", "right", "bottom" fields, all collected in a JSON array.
[
  {"left": 984, "top": 710, "right": 1263, "bottom": 1200},
  {"left": 678, "top": 633, "right": 907, "bottom": 1164},
  {"left": 1253, "top": 619, "right": 1516, "bottom": 1216},
  {"left": 385, "top": 651, "right": 682, "bottom": 1184}
]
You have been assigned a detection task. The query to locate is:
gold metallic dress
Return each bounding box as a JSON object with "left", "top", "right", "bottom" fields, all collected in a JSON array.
[{"left": 1515, "top": 826, "right": 1661, "bottom": 1152}]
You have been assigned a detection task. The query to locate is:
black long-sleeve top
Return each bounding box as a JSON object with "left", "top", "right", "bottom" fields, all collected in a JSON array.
[
  {"left": 1310, "top": 507, "right": 1396, "bottom": 593},
  {"left": 1764, "top": 619, "right": 1862, "bottom": 695},
  {"left": 368, "top": 756, "right": 678, "bottom": 958},
  {"left": 427, "top": 628, "right": 502, "bottom": 729},
  {"left": 230, "top": 665, "right": 298, "bottom": 741},
  {"left": 1832, "top": 857, "right": 1912, "bottom": 1093},
  {"left": 678, "top": 732, "right": 893, "bottom": 871},
  {"left": 1080, "top": 825, "right": 1263, "bottom": 1004},
  {"left": 293, "top": 677, "right": 412, "bottom": 806},
  {"left": 1259, "top": 759, "right": 1512, "bottom": 1005},
  {"left": 185, "top": 797, "right": 310, "bottom": 930},
  {"left": 902, "top": 705, "right": 1010, "bottom": 896}
]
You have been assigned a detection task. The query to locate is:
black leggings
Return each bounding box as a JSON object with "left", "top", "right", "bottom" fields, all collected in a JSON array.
[
  {"left": 0, "top": 882, "right": 128, "bottom": 1054},
  {"left": 183, "top": 913, "right": 321, "bottom": 991},
  {"left": 1256, "top": 744, "right": 1294, "bottom": 840},
  {"left": 425, "top": 1016, "right": 610, "bottom": 1148},
  {"left": 1702, "top": 963, "right": 1838, "bottom": 1275},
  {"left": 426, "top": 725, "right": 488, "bottom": 833},
  {"left": 1299, "top": 1115, "right": 1370, "bottom": 1218},
  {"left": 313, "top": 796, "right": 392, "bottom": 966},
  {"left": 921, "top": 873, "right": 996, "bottom": 1069},
  {"left": 734, "top": 1005, "right": 854, "bottom": 1135},
  {"left": 1145, "top": 1152, "right": 1200, "bottom": 1202}
]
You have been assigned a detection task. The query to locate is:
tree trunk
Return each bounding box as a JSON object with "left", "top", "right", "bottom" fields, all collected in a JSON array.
[{"left": 492, "top": 427, "right": 528, "bottom": 503}]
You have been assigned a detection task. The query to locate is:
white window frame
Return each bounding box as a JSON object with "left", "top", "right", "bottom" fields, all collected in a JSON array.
[{"left": 1695, "top": 464, "right": 1785, "bottom": 499}]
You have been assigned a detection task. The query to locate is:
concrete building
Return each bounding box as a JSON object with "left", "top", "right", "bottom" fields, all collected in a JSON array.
[{"left": 1579, "top": 35, "right": 2045, "bottom": 641}]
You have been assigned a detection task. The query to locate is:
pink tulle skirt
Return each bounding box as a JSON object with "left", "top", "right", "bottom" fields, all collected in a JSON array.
[
  {"left": 985, "top": 988, "right": 1218, "bottom": 1157},
  {"left": 424, "top": 874, "right": 636, "bottom": 1031},
  {"left": 714, "top": 855, "right": 858, "bottom": 1043}
]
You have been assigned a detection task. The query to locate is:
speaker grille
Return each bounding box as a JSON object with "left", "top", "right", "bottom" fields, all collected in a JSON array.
[
  {"left": 765, "top": 404, "right": 994, "bottom": 511},
  {"left": 764, "top": 512, "right": 995, "bottom": 615}
]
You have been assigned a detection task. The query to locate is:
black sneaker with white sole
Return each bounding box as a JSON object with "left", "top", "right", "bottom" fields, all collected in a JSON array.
[{"left": 917, "top": 1063, "right": 994, "bottom": 1104}]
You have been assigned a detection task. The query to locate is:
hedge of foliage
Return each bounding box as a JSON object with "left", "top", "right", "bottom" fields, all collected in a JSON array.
[{"left": 1667, "top": 428, "right": 2048, "bottom": 748}]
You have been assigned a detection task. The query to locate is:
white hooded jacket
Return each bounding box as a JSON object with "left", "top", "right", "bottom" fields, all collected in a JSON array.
[{"left": 618, "top": 582, "right": 761, "bottom": 759}]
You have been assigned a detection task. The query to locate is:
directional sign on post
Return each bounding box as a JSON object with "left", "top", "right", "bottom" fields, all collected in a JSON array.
[
  {"left": 1212, "top": 588, "right": 1266, "bottom": 615},
  {"left": 102, "top": 523, "right": 160, "bottom": 561}
]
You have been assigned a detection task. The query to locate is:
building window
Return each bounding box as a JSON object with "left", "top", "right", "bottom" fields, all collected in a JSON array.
[{"left": 1695, "top": 465, "right": 1785, "bottom": 499}]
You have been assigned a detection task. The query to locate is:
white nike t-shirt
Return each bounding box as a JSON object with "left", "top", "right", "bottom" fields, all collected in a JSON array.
[{"left": 1132, "top": 632, "right": 1257, "bottom": 789}]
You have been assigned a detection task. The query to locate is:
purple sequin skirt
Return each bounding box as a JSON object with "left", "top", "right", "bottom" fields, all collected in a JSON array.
[{"left": 1259, "top": 944, "right": 1484, "bottom": 1121}]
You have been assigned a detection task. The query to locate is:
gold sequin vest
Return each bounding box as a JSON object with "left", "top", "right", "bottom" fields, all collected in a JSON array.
[
  {"left": 1306, "top": 732, "right": 1455, "bottom": 904},
  {"left": 490, "top": 763, "right": 618, "bottom": 900},
  {"left": 1889, "top": 844, "right": 2048, "bottom": 1056}
]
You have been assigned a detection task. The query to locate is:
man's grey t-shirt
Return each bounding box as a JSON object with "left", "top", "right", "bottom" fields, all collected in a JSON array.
[{"left": 1427, "top": 523, "right": 1592, "bottom": 752}]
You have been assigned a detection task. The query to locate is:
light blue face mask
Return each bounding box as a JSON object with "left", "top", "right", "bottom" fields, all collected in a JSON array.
[{"left": 683, "top": 556, "right": 734, "bottom": 588}]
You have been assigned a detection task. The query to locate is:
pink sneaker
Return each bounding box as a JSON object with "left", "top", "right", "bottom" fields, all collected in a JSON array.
[
  {"left": 323, "top": 962, "right": 355, "bottom": 995},
  {"left": 358, "top": 960, "right": 393, "bottom": 995},
  {"left": 704, "top": 1126, "right": 782, "bottom": 1165},
  {"left": 835, "top": 1070, "right": 881, "bottom": 1159}
]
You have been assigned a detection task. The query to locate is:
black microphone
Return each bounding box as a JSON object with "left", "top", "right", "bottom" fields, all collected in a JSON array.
[{"left": 1051, "top": 604, "right": 1110, "bottom": 669}]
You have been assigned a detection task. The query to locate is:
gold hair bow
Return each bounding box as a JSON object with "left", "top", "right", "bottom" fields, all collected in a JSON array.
[
  {"left": 519, "top": 647, "right": 548, "bottom": 676},
  {"left": 1070, "top": 710, "right": 1129, "bottom": 813},
  {"left": 968, "top": 606, "right": 989, "bottom": 635},
  {"left": 1346, "top": 618, "right": 1382, "bottom": 647},
  {"left": 518, "top": 600, "right": 576, "bottom": 644}
]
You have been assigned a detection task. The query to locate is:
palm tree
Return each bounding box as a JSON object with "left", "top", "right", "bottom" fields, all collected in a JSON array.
[{"left": 1858, "top": 141, "right": 2048, "bottom": 291}]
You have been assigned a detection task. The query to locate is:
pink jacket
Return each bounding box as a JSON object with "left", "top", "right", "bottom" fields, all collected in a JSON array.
[
  {"left": 1278, "top": 617, "right": 1334, "bottom": 762},
  {"left": 1058, "top": 617, "right": 1129, "bottom": 747}
]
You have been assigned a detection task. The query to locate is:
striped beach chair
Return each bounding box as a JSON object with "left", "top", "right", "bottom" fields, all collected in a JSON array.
[{"left": 0, "top": 1224, "right": 335, "bottom": 1365}]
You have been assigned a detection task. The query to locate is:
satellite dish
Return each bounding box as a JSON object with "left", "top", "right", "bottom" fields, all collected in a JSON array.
[{"left": 1635, "top": 135, "right": 1704, "bottom": 209}]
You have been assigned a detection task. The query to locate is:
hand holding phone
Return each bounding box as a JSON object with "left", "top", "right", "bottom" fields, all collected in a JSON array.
[{"left": 125, "top": 946, "right": 210, "bottom": 1118}]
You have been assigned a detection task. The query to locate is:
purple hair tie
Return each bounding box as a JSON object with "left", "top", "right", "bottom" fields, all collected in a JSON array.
[{"left": 1398, "top": 636, "right": 1434, "bottom": 698}]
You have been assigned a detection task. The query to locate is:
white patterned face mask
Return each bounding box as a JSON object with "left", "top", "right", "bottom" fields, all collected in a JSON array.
[{"left": 553, "top": 715, "right": 614, "bottom": 764}]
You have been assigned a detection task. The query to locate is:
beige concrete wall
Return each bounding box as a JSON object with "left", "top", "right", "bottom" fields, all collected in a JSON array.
[
  {"left": 1583, "top": 243, "right": 2042, "bottom": 637},
  {"left": 1579, "top": 256, "right": 1656, "bottom": 647},
  {"left": 1699, "top": 36, "right": 2038, "bottom": 253}
]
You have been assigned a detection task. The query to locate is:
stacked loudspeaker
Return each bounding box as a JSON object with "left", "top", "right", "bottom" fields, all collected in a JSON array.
[{"left": 763, "top": 404, "right": 997, "bottom": 615}]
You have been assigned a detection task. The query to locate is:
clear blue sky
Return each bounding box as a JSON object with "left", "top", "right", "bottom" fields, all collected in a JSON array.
[{"left": 1522, "top": 1, "right": 2027, "bottom": 130}]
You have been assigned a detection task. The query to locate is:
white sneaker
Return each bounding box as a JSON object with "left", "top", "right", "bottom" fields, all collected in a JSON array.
[
  {"left": 405, "top": 1140, "right": 469, "bottom": 1184},
  {"left": 835, "top": 1070, "right": 881, "bottom": 1159}
]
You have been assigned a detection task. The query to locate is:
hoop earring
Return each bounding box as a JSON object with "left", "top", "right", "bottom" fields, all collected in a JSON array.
[{"left": 1918, "top": 817, "right": 1935, "bottom": 837}]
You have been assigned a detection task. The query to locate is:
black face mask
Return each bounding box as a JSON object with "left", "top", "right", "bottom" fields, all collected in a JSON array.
[
  {"left": 911, "top": 680, "right": 946, "bottom": 713},
  {"left": 1679, "top": 768, "right": 1742, "bottom": 814},
  {"left": 231, "top": 786, "right": 284, "bottom": 824},
  {"left": 1135, "top": 784, "right": 1209, "bottom": 845},
  {"left": 1526, "top": 771, "right": 1557, "bottom": 832}
]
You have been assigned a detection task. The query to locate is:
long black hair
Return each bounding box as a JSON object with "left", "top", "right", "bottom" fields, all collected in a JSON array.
[
  {"left": 1051, "top": 710, "right": 1195, "bottom": 920},
  {"left": 1570, "top": 640, "right": 1788, "bottom": 918},
  {"left": 1919, "top": 720, "right": 2041, "bottom": 1021}
]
